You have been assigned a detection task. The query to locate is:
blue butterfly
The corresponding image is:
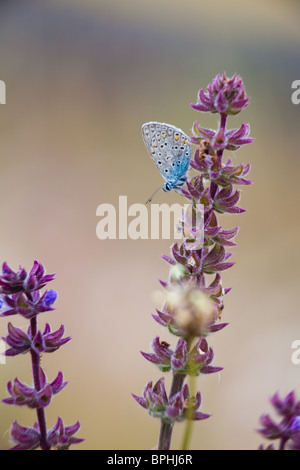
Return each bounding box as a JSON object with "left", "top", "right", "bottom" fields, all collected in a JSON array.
[{"left": 141, "top": 122, "right": 192, "bottom": 203}]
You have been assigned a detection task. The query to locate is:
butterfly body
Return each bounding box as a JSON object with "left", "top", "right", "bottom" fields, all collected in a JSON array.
[{"left": 141, "top": 122, "right": 192, "bottom": 197}]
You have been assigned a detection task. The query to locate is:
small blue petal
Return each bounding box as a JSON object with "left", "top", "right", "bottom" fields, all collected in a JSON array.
[
  {"left": 291, "top": 416, "right": 300, "bottom": 433},
  {"left": 43, "top": 290, "right": 57, "bottom": 307},
  {"left": 0, "top": 296, "right": 3, "bottom": 309}
]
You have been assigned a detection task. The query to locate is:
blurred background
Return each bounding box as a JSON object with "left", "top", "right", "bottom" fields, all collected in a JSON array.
[{"left": 0, "top": 0, "right": 299, "bottom": 450}]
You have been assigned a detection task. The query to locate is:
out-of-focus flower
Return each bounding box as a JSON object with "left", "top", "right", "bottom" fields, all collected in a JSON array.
[
  {"left": 258, "top": 443, "right": 276, "bottom": 450},
  {"left": 165, "top": 285, "right": 219, "bottom": 337},
  {"left": 257, "top": 391, "right": 300, "bottom": 450},
  {"left": 153, "top": 272, "right": 229, "bottom": 335}
]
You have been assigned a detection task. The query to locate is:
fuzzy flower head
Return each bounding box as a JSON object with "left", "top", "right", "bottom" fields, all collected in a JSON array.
[
  {"left": 164, "top": 282, "right": 219, "bottom": 337},
  {"left": 190, "top": 72, "right": 249, "bottom": 115}
]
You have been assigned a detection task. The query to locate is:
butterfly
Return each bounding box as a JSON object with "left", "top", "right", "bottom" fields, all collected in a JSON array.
[{"left": 141, "top": 122, "right": 192, "bottom": 203}]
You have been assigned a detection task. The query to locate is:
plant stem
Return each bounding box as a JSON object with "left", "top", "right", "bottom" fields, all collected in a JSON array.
[
  {"left": 181, "top": 374, "right": 196, "bottom": 450},
  {"left": 30, "top": 315, "right": 50, "bottom": 450},
  {"left": 219, "top": 112, "right": 227, "bottom": 132},
  {"left": 216, "top": 112, "right": 227, "bottom": 167},
  {"left": 157, "top": 373, "right": 186, "bottom": 450},
  {"left": 279, "top": 437, "right": 288, "bottom": 450}
]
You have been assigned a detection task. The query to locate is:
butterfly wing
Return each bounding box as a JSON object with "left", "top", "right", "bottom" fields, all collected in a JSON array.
[{"left": 141, "top": 122, "right": 192, "bottom": 187}]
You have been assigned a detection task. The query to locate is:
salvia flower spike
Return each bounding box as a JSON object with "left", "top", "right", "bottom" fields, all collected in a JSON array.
[
  {"left": 0, "top": 261, "right": 83, "bottom": 450},
  {"left": 133, "top": 72, "right": 253, "bottom": 450}
]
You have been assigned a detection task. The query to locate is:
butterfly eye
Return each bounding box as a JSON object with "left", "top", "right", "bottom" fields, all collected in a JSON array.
[
  {"left": 185, "top": 151, "right": 189, "bottom": 156},
  {"left": 174, "top": 146, "right": 178, "bottom": 150},
  {"left": 158, "top": 161, "right": 162, "bottom": 165},
  {"left": 172, "top": 163, "right": 175, "bottom": 166},
  {"left": 164, "top": 169, "right": 169, "bottom": 173}
]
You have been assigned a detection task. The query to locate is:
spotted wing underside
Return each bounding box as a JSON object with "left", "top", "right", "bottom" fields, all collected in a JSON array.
[{"left": 141, "top": 122, "right": 192, "bottom": 185}]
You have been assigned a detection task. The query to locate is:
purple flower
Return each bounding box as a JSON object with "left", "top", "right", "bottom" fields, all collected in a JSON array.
[
  {"left": 141, "top": 337, "right": 173, "bottom": 372},
  {"left": 2, "top": 322, "right": 70, "bottom": 356},
  {"left": 189, "top": 337, "right": 223, "bottom": 375},
  {"left": 132, "top": 377, "right": 210, "bottom": 422},
  {"left": 258, "top": 443, "right": 276, "bottom": 450},
  {"left": 10, "top": 421, "right": 41, "bottom": 450},
  {"left": 10, "top": 418, "right": 83, "bottom": 450},
  {"left": 0, "top": 261, "right": 55, "bottom": 295},
  {"left": 47, "top": 417, "right": 84, "bottom": 450},
  {"left": 189, "top": 151, "right": 252, "bottom": 187},
  {"left": 35, "top": 322, "right": 70, "bottom": 353},
  {"left": 257, "top": 391, "right": 300, "bottom": 450},
  {"left": 2, "top": 322, "right": 31, "bottom": 355},
  {"left": 191, "top": 121, "right": 254, "bottom": 151},
  {"left": 0, "top": 289, "right": 57, "bottom": 319},
  {"left": 190, "top": 72, "right": 250, "bottom": 115},
  {"left": 3, "top": 369, "right": 67, "bottom": 408},
  {"left": 162, "top": 242, "right": 235, "bottom": 276},
  {"left": 213, "top": 185, "right": 245, "bottom": 215},
  {"left": 141, "top": 337, "right": 222, "bottom": 376}
]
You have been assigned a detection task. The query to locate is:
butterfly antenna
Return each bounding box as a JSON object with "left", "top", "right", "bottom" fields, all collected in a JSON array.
[{"left": 145, "top": 185, "right": 164, "bottom": 204}]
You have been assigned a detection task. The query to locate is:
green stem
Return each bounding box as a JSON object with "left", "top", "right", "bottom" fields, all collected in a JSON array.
[{"left": 181, "top": 374, "right": 196, "bottom": 450}]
